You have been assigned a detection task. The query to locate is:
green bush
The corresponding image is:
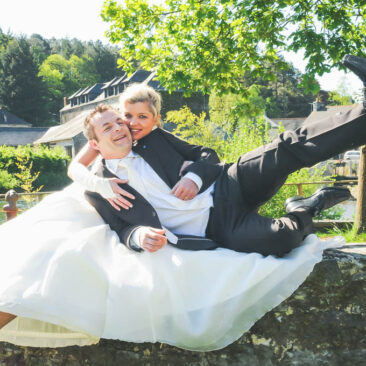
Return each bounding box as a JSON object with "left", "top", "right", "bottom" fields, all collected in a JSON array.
[
  {"left": 166, "top": 107, "right": 339, "bottom": 219},
  {"left": 0, "top": 170, "right": 18, "bottom": 191},
  {"left": 0, "top": 145, "right": 71, "bottom": 193}
]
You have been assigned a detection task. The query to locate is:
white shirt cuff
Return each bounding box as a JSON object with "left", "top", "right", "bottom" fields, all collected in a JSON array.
[
  {"left": 184, "top": 172, "right": 203, "bottom": 190},
  {"left": 162, "top": 226, "right": 178, "bottom": 244},
  {"left": 130, "top": 228, "right": 143, "bottom": 249}
]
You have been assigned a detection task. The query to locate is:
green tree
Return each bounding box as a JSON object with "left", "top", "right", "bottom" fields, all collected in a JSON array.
[
  {"left": 246, "top": 60, "right": 317, "bottom": 118},
  {"left": 209, "top": 85, "right": 266, "bottom": 132},
  {"left": 0, "top": 28, "right": 12, "bottom": 51},
  {"left": 39, "top": 54, "right": 99, "bottom": 120},
  {"left": 328, "top": 91, "right": 353, "bottom": 106},
  {"left": 0, "top": 37, "right": 47, "bottom": 125},
  {"left": 28, "top": 34, "right": 51, "bottom": 67},
  {"left": 85, "top": 40, "right": 123, "bottom": 81},
  {"left": 102, "top": 0, "right": 366, "bottom": 94}
]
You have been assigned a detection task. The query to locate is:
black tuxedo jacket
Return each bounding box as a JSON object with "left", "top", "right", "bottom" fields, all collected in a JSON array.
[{"left": 85, "top": 128, "right": 223, "bottom": 252}]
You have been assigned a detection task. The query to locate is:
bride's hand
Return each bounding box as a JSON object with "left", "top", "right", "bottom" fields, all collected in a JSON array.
[{"left": 107, "top": 178, "right": 135, "bottom": 211}]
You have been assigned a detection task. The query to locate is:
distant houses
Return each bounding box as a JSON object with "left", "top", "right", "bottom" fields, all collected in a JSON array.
[
  {"left": 35, "top": 70, "right": 209, "bottom": 156},
  {"left": 3, "top": 76, "right": 360, "bottom": 162},
  {"left": 0, "top": 109, "right": 48, "bottom": 147}
]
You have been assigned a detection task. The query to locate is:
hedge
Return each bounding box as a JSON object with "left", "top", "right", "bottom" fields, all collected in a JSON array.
[{"left": 0, "top": 145, "right": 71, "bottom": 193}]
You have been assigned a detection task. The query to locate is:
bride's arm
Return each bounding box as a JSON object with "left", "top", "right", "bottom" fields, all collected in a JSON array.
[
  {"left": 68, "top": 144, "right": 135, "bottom": 210},
  {"left": 68, "top": 144, "right": 113, "bottom": 196}
]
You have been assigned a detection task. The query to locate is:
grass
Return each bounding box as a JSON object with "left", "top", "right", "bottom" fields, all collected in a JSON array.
[{"left": 316, "top": 225, "right": 366, "bottom": 243}]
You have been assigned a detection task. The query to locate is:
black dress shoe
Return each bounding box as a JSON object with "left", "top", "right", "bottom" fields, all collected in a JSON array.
[
  {"left": 285, "top": 187, "right": 351, "bottom": 217},
  {"left": 343, "top": 55, "right": 366, "bottom": 85}
]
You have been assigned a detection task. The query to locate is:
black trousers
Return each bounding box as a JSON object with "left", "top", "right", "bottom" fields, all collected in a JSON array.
[{"left": 206, "top": 104, "right": 366, "bottom": 256}]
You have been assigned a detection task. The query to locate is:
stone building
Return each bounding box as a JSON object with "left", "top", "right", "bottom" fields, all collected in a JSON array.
[
  {"left": 0, "top": 109, "right": 49, "bottom": 147},
  {"left": 36, "top": 70, "right": 208, "bottom": 156}
]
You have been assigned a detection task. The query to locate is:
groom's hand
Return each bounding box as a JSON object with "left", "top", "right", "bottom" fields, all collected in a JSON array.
[
  {"left": 107, "top": 178, "right": 135, "bottom": 211},
  {"left": 171, "top": 177, "right": 199, "bottom": 201},
  {"left": 139, "top": 227, "right": 167, "bottom": 252}
]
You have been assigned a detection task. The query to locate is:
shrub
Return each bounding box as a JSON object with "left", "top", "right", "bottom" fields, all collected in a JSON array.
[
  {"left": 0, "top": 145, "right": 71, "bottom": 193},
  {"left": 165, "top": 107, "right": 338, "bottom": 219},
  {"left": 0, "top": 170, "right": 18, "bottom": 192}
]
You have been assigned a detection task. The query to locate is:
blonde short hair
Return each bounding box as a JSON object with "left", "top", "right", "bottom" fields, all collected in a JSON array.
[
  {"left": 120, "top": 83, "right": 162, "bottom": 124},
  {"left": 83, "top": 104, "right": 118, "bottom": 141}
]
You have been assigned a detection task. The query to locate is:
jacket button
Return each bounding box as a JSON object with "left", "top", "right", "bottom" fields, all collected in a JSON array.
[
  {"left": 152, "top": 212, "right": 156, "bottom": 217},
  {"left": 143, "top": 145, "right": 147, "bottom": 149}
]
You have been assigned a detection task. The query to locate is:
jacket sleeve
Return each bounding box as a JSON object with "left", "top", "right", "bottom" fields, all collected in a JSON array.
[
  {"left": 160, "top": 129, "right": 222, "bottom": 192},
  {"left": 84, "top": 190, "right": 143, "bottom": 252}
]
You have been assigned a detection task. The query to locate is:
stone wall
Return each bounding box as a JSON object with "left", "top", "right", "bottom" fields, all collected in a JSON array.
[
  {"left": 1, "top": 245, "right": 365, "bottom": 366},
  {"left": 60, "top": 96, "right": 119, "bottom": 124}
]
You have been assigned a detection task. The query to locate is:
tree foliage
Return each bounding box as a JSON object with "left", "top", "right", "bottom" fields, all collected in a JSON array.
[
  {"left": 0, "top": 37, "right": 47, "bottom": 125},
  {"left": 0, "top": 30, "right": 122, "bottom": 125},
  {"left": 38, "top": 54, "right": 99, "bottom": 120},
  {"left": 102, "top": 0, "right": 366, "bottom": 94}
]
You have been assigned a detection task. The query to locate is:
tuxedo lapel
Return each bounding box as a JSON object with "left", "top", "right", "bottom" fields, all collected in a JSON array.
[{"left": 132, "top": 129, "right": 182, "bottom": 188}]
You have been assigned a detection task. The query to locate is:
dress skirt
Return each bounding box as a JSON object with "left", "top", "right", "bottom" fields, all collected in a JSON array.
[{"left": 0, "top": 184, "right": 343, "bottom": 351}]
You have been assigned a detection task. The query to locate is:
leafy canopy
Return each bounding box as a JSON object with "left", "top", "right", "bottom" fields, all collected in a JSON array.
[{"left": 102, "top": 0, "right": 366, "bottom": 94}]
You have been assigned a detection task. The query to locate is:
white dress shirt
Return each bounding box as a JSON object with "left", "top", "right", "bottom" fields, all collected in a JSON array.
[{"left": 105, "top": 151, "right": 215, "bottom": 246}]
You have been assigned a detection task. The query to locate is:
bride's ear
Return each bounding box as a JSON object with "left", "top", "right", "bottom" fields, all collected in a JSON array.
[{"left": 156, "top": 113, "right": 161, "bottom": 126}]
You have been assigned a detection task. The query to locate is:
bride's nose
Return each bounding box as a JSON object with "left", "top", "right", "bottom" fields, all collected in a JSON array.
[{"left": 129, "top": 118, "right": 137, "bottom": 126}]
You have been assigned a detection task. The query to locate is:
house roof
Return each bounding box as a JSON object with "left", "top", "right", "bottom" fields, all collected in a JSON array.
[
  {"left": 0, "top": 109, "right": 32, "bottom": 127},
  {"left": 74, "top": 86, "right": 90, "bottom": 98},
  {"left": 101, "top": 76, "right": 119, "bottom": 90},
  {"left": 34, "top": 111, "right": 90, "bottom": 144},
  {"left": 271, "top": 117, "right": 306, "bottom": 131},
  {"left": 0, "top": 127, "right": 49, "bottom": 146},
  {"left": 304, "top": 105, "right": 356, "bottom": 125},
  {"left": 68, "top": 88, "right": 83, "bottom": 100},
  {"left": 111, "top": 74, "right": 127, "bottom": 86},
  {"left": 124, "top": 69, "right": 152, "bottom": 84},
  {"left": 262, "top": 115, "right": 279, "bottom": 128}
]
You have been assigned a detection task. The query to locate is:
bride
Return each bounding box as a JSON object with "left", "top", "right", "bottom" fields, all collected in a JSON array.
[{"left": 0, "top": 180, "right": 342, "bottom": 350}]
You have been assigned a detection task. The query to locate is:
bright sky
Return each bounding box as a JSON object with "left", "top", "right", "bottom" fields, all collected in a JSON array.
[{"left": 0, "top": 0, "right": 363, "bottom": 97}]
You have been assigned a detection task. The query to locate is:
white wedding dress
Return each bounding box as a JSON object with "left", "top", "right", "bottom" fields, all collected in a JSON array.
[{"left": 0, "top": 184, "right": 344, "bottom": 351}]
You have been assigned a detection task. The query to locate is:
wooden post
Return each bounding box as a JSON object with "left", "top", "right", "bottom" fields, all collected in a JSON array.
[
  {"left": 354, "top": 145, "right": 366, "bottom": 233},
  {"left": 3, "top": 190, "right": 19, "bottom": 221},
  {"left": 296, "top": 183, "right": 303, "bottom": 196}
]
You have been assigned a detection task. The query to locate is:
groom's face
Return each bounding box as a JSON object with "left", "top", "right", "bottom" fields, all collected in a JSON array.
[{"left": 89, "top": 110, "right": 132, "bottom": 159}]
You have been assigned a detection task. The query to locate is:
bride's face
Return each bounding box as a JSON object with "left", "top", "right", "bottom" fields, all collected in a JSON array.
[
  {"left": 122, "top": 101, "right": 160, "bottom": 140},
  {"left": 89, "top": 110, "right": 133, "bottom": 159}
]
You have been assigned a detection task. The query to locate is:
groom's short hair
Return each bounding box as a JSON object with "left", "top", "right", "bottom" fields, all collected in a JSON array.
[{"left": 84, "top": 105, "right": 118, "bottom": 141}]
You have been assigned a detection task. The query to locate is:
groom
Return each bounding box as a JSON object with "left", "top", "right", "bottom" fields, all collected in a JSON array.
[{"left": 84, "top": 55, "right": 366, "bottom": 256}]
